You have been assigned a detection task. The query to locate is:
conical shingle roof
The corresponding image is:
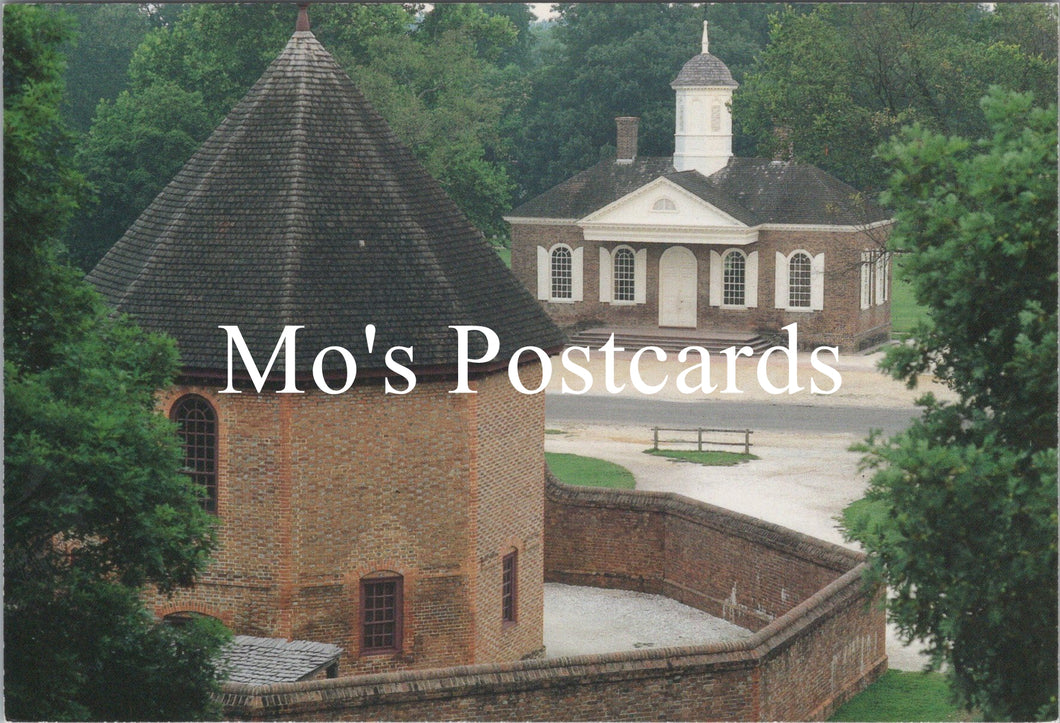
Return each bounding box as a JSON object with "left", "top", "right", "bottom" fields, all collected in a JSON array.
[{"left": 87, "top": 26, "right": 564, "bottom": 377}]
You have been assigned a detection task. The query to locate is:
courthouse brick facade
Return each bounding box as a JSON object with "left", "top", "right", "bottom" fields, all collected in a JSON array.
[{"left": 510, "top": 223, "right": 893, "bottom": 351}]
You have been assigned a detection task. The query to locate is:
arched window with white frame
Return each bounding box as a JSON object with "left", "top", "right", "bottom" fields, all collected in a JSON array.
[
  {"left": 788, "top": 252, "right": 812, "bottom": 308},
  {"left": 550, "top": 246, "right": 572, "bottom": 299},
  {"left": 613, "top": 247, "right": 636, "bottom": 302},
  {"left": 599, "top": 245, "right": 646, "bottom": 304},
  {"left": 723, "top": 250, "right": 746, "bottom": 306},
  {"left": 774, "top": 250, "right": 824, "bottom": 311},
  {"left": 536, "top": 243, "right": 583, "bottom": 302},
  {"left": 709, "top": 249, "right": 757, "bottom": 308}
]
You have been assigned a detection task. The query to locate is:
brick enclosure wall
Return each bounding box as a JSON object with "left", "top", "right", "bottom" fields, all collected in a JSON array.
[
  {"left": 152, "top": 366, "right": 545, "bottom": 674},
  {"left": 219, "top": 475, "right": 886, "bottom": 721},
  {"left": 544, "top": 475, "right": 857, "bottom": 630},
  {"left": 510, "top": 223, "right": 892, "bottom": 351}
]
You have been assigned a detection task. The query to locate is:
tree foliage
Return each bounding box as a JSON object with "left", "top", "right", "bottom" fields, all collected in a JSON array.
[
  {"left": 69, "top": 80, "right": 213, "bottom": 269},
  {"left": 57, "top": 3, "right": 163, "bottom": 132},
  {"left": 64, "top": 3, "right": 523, "bottom": 268},
  {"left": 4, "top": 6, "right": 227, "bottom": 719},
  {"left": 843, "top": 88, "right": 1057, "bottom": 720},
  {"left": 735, "top": 4, "right": 1058, "bottom": 191},
  {"left": 348, "top": 5, "right": 522, "bottom": 239}
]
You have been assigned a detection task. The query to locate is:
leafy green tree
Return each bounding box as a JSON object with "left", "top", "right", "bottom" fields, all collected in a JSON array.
[
  {"left": 735, "top": 4, "right": 1058, "bottom": 191},
  {"left": 4, "top": 6, "right": 228, "bottom": 719},
  {"left": 482, "top": 3, "right": 537, "bottom": 69},
  {"left": 350, "top": 8, "right": 521, "bottom": 239},
  {"left": 417, "top": 2, "right": 519, "bottom": 63},
  {"left": 69, "top": 81, "right": 213, "bottom": 269},
  {"left": 843, "top": 88, "right": 1057, "bottom": 720},
  {"left": 65, "top": 3, "right": 521, "bottom": 266},
  {"left": 56, "top": 4, "right": 162, "bottom": 132}
]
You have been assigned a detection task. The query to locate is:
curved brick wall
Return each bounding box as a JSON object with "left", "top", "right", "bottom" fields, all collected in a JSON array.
[{"left": 221, "top": 474, "right": 886, "bottom": 720}]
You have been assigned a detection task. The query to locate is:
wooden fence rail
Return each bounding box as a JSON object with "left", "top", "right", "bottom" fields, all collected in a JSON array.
[{"left": 651, "top": 426, "right": 754, "bottom": 455}]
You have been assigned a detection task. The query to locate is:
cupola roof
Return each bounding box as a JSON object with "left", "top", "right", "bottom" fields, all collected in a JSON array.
[
  {"left": 671, "top": 21, "right": 738, "bottom": 88},
  {"left": 88, "top": 12, "right": 564, "bottom": 377}
]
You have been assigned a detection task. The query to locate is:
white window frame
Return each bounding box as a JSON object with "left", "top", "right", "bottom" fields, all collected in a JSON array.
[
  {"left": 612, "top": 246, "right": 636, "bottom": 303},
  {"left": 860, "top": 251, "right": 873, "bottom": 310},
  {"left": 774, "top": 250, "right": 823, "bottom": 312},
  {"left": 874, "top": 251, "right": 889, "bottom": 305},
  {"left": 599, "top": 245, "right": 646, "bottom": 305},
  {"left": 537, "top": 244, "right": 582, "bottom": 303},
  {"left": 710, "top": 249, "right": 758, "bottom": 309}
]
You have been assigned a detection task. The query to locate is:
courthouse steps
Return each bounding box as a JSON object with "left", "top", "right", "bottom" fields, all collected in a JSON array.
[{"left": 567, "top": 327, "right": 770, "bottom": 355}]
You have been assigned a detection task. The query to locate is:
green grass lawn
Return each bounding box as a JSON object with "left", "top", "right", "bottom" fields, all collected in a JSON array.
[
  {"left": 830, "top": 670, "right": 967, "bottom": 721},
  {"left": 643, "top": 449, "right": 757, "bottom": 466},
  {"left": 890, "top": 256, "right": 930, "bottom": 338},
  {"left": 544, "top": 452, "right": 636, "bottom": 489},
  {"left": 494, "top": 245, "right": 511, "bottom": 268}
]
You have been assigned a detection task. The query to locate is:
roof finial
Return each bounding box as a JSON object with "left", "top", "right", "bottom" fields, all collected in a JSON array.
[
  {"left": 296, "top": 3, "right": 310, "bottom": 32},
  {"left": 701, "top": 20, "right": 709, "bottom": 54}
]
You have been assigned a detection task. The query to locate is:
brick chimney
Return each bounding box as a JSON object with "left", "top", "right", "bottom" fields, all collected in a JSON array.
[
  {"left": 773, "top": 126, "right": 794, "bottom": 161},
  {"left": 615, "top": 116, "right": 639, "bottom": 165}
]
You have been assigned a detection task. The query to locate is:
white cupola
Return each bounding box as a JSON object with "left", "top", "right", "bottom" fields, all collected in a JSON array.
[{"left": 671, "top": 21, "right": 738, "bottom": 177}]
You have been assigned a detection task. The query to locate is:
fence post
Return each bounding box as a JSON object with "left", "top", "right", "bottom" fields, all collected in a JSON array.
[
  {"left": 697, "top": 427, "right": 703, "bottom": 452},
  {"left": 744, "top": 430, "right": 751, "bottom": 455},
  {"left": 653, "top": 426, "right": 659, "bottom": 451}
]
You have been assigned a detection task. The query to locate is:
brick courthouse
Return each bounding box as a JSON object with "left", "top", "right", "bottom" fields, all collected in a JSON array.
[
  {"left": 508, "top": 23, "right": 894, "bottom": 352},
  {"left": 88, "top": 6, "right": 564, "bottom": 675}
]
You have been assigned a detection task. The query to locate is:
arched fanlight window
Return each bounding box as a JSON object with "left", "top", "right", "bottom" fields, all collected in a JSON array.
[
  {"left": 171, "top": 395, "right": 218, "bottom": 513},
  {"left": 788, "top": 252, "right": 813, "bottom": 308},
  {"left": 652, "top": 197, "right": 677, "bottom": 212}
]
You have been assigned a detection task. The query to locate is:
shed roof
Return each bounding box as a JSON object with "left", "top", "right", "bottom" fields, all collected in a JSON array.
[
  {"left": 508, "top": 157, "right": 889, "bottom": 227},
  {"left": 87, "top": 26, "right": 564, "bottom": 376},
  {"left": 220, "top": 636, "right": 341, "bottom": 686}
]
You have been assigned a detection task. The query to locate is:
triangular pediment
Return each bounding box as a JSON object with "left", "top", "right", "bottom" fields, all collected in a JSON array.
[{"left": 578, "top": 176, "right": 748, "bottom": 230}]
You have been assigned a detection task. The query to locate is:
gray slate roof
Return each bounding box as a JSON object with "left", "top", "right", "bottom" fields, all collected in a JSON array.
[
  {"left": 509, "top": 156, "right": 889, "bottom": 227},
  {"left": 87, "top": 30, "right": 564, "bottom": 376},
  {"left": 671, "top": 52, "right": 738, "bottom": 87},
  {"left": 220, "top": 636, "right": 341, "bottom": 686}
]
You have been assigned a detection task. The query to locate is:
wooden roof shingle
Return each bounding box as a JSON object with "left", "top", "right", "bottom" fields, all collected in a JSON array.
[
  {"left": 87, "top": 28, "right": 564, "bottom": 376},
  {"left": 671, "top": 52, "right": 738, "bottom": 88},
  {"left": 508, "top": 157, "right": 890, "bottom": 228}
]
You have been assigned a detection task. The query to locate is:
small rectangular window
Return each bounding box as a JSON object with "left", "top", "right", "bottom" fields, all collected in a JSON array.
[
  {"left": 502, "top": 552, "right": 517, "bottom": 624},
  {"left": 361, "top": 576, "right": 402, "bottom": 654}
]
